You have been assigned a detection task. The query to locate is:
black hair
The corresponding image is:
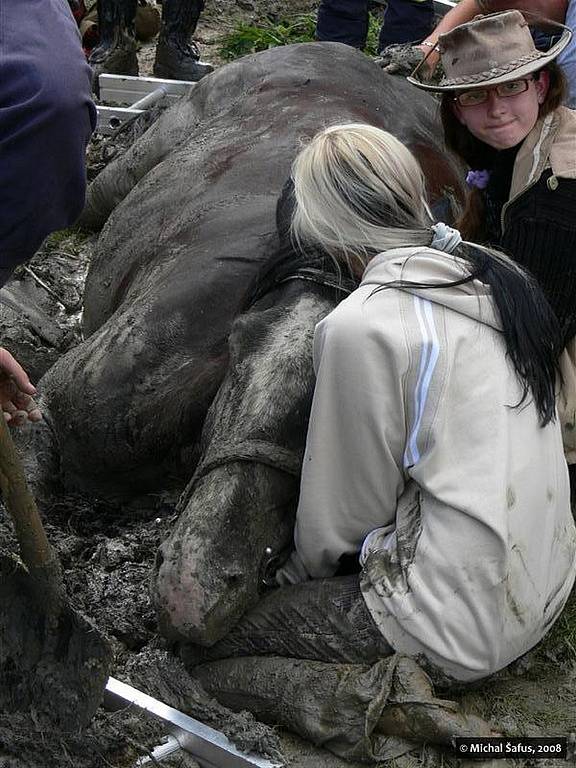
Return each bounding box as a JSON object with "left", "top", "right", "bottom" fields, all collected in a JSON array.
[{"left": 379, "top": 241, "right": 562, "bottom": 426}]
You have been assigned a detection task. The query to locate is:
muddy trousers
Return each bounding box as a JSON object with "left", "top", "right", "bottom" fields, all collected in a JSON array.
[
  {"left": 187, "top": 575, "right": 391, "bottom": 664},
  {"left": 184, "top": 577, "right": 475, "bottom": 761},
  {"left": 96, "top": 0, "right": 204, "bottom": 43}
]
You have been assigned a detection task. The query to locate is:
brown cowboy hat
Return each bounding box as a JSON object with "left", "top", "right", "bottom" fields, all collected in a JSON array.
[{"left": 407, "top": 10, "right": 572, "bottom": 92}]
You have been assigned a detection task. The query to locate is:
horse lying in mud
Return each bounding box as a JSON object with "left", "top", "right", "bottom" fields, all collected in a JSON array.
[{"left": 36, "top": 42, "right": 463, "bottom": 645}]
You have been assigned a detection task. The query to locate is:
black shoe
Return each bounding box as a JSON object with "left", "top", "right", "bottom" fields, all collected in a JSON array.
[
  {"left": 153, "top": 37, "right": 213, "bottom": 81},
  {"left": 89, "top": 36, "right": 139, "bottom": 94}
]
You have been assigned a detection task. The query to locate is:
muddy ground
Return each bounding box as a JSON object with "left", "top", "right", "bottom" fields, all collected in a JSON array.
[
  {"left": 1, "top": 2, "right": 576, "bottom": 766},
  {"left": 2, "top": 236, "right": 576, "bottom": 768}
]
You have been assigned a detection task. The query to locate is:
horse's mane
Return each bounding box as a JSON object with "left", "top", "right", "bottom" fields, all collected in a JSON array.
[{"left": 247, "top": 178, "right": 358, "bottom": 309}]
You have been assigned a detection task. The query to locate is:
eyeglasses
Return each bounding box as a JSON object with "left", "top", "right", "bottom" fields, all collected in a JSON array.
[{"left": 453, "top": 78, "right": 534, "bottom": 107}]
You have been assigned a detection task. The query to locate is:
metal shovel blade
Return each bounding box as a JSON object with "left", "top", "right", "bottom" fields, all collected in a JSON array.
[{"left": 0, "top": 414, "right": 112, "bottom": 729}]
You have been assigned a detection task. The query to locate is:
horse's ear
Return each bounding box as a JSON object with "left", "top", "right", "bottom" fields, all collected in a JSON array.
[{"left": 408, "top": 142, "right": 466, "bottom": 214}]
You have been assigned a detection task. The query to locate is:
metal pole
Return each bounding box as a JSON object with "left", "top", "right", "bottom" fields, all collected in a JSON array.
[{"left": 130, "top": 86, "right": 168, "bottom": 111}]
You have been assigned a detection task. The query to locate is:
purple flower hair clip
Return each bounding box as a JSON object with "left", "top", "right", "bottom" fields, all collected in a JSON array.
[{"left": 466, "top": 169, "right": 490, "bottom": 190}]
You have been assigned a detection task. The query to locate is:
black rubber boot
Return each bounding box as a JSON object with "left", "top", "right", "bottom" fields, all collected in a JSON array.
[
  {"left": 89, "top": 0, "right": 139, "bottom": 92},
  {"left": 153, "top": 0, "right": 213, "bottom": 81}
]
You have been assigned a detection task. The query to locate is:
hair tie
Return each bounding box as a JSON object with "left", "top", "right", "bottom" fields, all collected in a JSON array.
[
  {"left": 431, "top": 222, "right": 463, "bottom": 254},
  {"left": 466, "top": 169, "right": 490, "bottom": 190}
]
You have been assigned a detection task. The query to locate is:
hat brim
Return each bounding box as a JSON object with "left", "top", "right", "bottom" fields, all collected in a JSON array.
[{"left": 407, "top": 23, "right": 572, "bottom": 92}]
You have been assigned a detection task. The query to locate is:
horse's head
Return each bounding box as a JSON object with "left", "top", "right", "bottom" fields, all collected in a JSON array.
[
  {"left": 153, "top": 461, "right": 297, "bottom": 644},
  {"left": 152, "top": 283, "right": 338, "bottom": 644}
]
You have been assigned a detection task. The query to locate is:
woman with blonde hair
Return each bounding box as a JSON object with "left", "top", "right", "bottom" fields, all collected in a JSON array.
[{"left": 185, "top": 123, "right": 576, "bottom": 759}]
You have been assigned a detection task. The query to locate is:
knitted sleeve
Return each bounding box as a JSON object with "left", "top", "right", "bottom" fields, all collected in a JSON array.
[{"left": 502, "top": 172, "right": 576, "bottom": 345}]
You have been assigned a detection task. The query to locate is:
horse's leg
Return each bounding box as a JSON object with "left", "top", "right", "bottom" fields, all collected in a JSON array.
[
  {"left": 89, "top": 0, "right": 138, "bottom": 85},
  {"left": 153, "top": 0, "right": 214, "bottom": 81},
  {"left": 152, "top": 283, "right": 337, "bottom": 645}
]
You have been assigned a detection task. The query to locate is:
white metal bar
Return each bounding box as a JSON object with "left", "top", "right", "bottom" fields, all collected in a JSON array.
[
  {"left": 136, "top": 734, "right": 183, "bottom": 766},
  {"left": 104, "top": 676, "right": 283, "bottom": 768},
  {"left": 99, "top": 73, "right": 194, "bottom": 105},
  {"left": 96, "top": 105, "right": 144, "bottom": 134},
  {"left": 96, "top": 73, "right": 197, "bottom": 134},
  {"left": 130, "top": 85, "right": 168, "bottom": 111}
]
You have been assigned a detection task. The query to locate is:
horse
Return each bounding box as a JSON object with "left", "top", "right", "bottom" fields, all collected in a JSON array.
[{"left": 37, "top": 42, "right": 464, "bottom": 643}]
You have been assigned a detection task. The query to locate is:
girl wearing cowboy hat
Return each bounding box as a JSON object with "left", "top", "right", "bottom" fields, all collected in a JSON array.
[
  {"left": 410, "top": 10, "right": 576, "bottom": 469},
  {"left": 410, "top": 0, "right": 576, "bottom": 108}
]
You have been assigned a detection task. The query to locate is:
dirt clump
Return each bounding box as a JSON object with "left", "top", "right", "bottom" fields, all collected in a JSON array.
[{"left": 0, "top": 492, "right": 285, "bottom": 768}]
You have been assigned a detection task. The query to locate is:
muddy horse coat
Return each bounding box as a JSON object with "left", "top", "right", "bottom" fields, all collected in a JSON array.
[{"left": 36, "top": 43, "right": 463, "bottom": 643}]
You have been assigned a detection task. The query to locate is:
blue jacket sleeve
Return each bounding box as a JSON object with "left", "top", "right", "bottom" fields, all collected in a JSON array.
[{"left": 0, "top": 0, "right": 96, "bottom": 270}]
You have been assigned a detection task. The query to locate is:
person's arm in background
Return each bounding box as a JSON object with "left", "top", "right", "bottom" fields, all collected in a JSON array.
[
  {"left": 415, "top": 0, "right": 568, "bottom": 72},
  {"left": 0, "top": 0, "right": 96, "bottom": 283},
  {"left": 415, "top": 0, "right": 482, "bottom": 72}
]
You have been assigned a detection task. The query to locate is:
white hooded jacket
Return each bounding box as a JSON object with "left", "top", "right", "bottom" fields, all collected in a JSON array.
[{"left": 291, "top": 246, "right": 576, "bottom": 683}]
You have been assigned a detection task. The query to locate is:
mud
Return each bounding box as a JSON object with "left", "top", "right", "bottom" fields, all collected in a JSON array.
[
  {"left": 0, "top": 493, "right": 285, "bottom": 768},
  {"left": 0, "top": 235, "right": 90, "bottom": 384},
  {"left": 1, "top": 331, "right": 575, "bottom": 767}
]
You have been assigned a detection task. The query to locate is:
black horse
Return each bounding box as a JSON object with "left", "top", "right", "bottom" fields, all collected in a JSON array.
[{"left": 38, "top": 43, "right": 463, "bottom": 643}]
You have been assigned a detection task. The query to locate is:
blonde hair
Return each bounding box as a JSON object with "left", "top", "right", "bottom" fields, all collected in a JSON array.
[{"left": 290, "top": 123, "right": 433, "bottom": 278}]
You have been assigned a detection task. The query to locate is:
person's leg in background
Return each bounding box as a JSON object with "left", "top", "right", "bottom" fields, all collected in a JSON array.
[
  {"left": 89, "top": 0, "right": 139, "bottom": 80},
  {"left": 378, "top": 0, "right": 434, "bottom": 50},
  {"left": 153, "top": 0, "right": 214, "bottom": 80},
  {"left": 89, "top": 0, "right": 213, "bottom": 83},
  {"left": 316, "top": 0, "right": 370, "bottom": 48}
]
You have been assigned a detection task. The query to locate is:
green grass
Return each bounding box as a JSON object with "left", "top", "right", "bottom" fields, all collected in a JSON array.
[
  {"left": 218, "top": 12, "right": 383, "bottom": 62},
  {"left": 41, "top": 228, "right": 90, "bottom": 255}
]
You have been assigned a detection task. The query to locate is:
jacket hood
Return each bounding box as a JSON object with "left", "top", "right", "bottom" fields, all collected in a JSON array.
[{"left": 361, "top": 246, "right": 502, "bottom": 331}]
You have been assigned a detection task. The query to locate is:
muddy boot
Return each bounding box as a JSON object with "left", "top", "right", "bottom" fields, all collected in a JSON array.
[
  {"left": 89, "top": 0, "right": 139, "bottom": 92},
  {"left": 153, "top": 0, "right": 213, "bottom": 81},
  {"left": 192, "top": 655, "right": 498, "bottom": 761},
  {"left": 375, "top": 658, "right": 498, "bottom": 743}
]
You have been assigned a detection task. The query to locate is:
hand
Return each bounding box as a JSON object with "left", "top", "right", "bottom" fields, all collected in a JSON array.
[
  {"left": 375, "top": 43, "right": 425, "bottom": 76},
  {"left": 414, "top": 44, "right": 441, "bottom": 76},
  {"left": 0, "top": 348, "right": 42, "bottom": 427}
]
